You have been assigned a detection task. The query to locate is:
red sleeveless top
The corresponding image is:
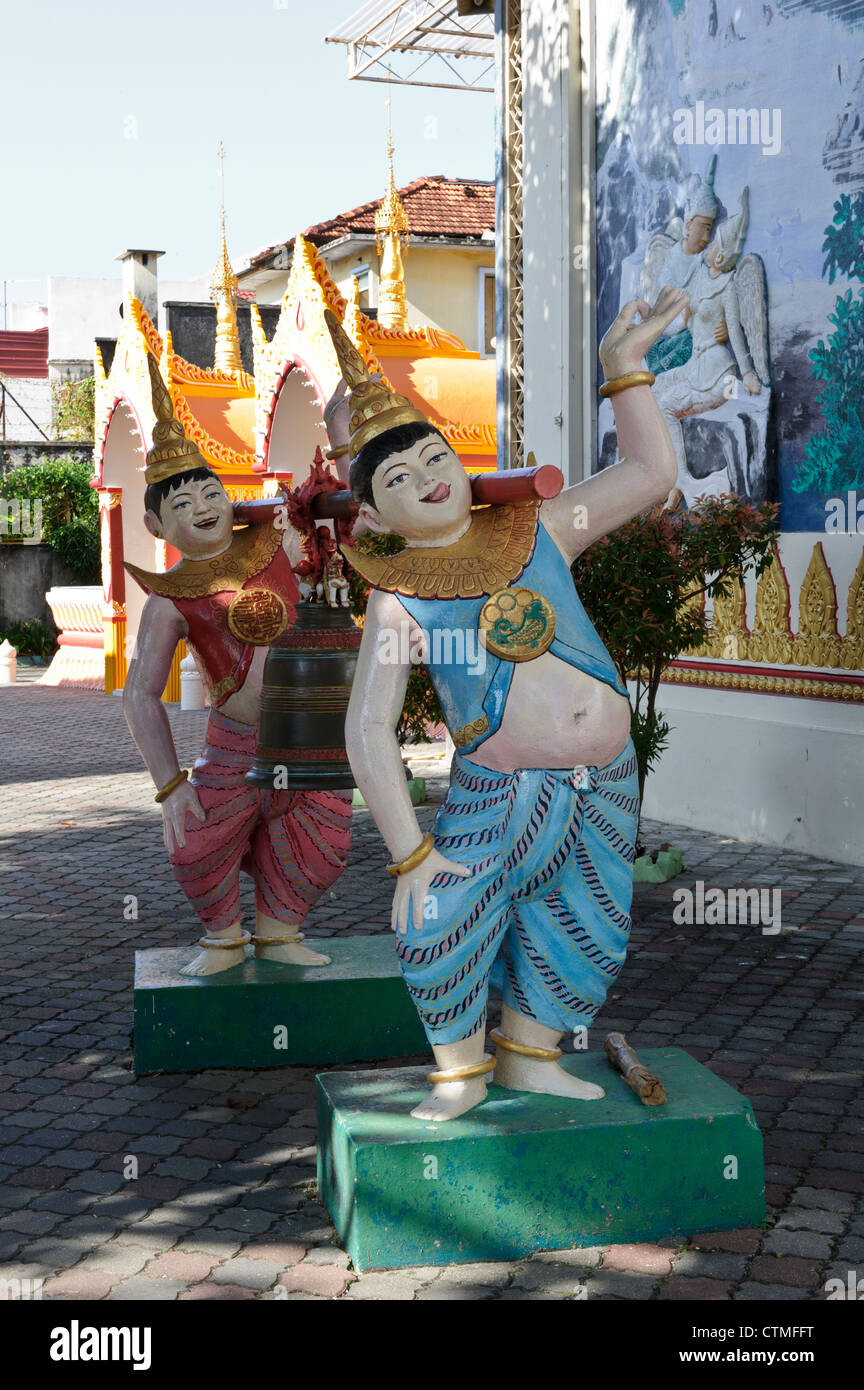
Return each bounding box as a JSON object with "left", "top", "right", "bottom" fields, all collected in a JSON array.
[{"left": 125, "top": 522, "right": 299, "bottom": 707}]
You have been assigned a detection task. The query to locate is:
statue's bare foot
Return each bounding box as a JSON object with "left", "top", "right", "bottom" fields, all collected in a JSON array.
[
  {"left": 179, "top": 944, "right": 246, "bottom": 977},
  {"left": 664, "top": 487, "right": 685, "bottom": 514},
  {"left": 494, "top": 1052, "right": 605, "bottom": 1100},
  {"left": 411, "top": 1076, "right": 488, "bottom": 1122},
  {"left": 254, "top": 941, "right": 332, "bottom": 967}
]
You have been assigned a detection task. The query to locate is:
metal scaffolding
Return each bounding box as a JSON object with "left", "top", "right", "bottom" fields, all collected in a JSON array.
[{"left": 326, "top": 1, "right": 495, "bottom": 92}]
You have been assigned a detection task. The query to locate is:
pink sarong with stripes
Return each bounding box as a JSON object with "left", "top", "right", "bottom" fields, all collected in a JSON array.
[{"left": 169, "top": 709, "right": 352, "bottom": 933}]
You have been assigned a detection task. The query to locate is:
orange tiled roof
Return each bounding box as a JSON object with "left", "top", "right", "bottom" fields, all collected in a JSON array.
[{"left": 246, "top": 176, "right": 494, "bottom": 269}]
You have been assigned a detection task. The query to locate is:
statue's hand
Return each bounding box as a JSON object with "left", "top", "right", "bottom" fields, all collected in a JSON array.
[
  {"left": 323, "top": 379, "right": 350, "bottom": 450},
  {"left": 391, "top": 847, "right": 471, "bottom": 935},
  {"left": 161, "top": 781, "right": 206, "bottom": 855},
  {"left": 324, "top": 372, "right": 384, "bottom": 453},
  {"left": 714, "top": 320, "right": 729, "bottom": 344},
  {"left": 599, "top": 285, "right": 689, "bottom": 379},
  {"left": 742, "top": 370, "right": 762, "bottom": 396}
]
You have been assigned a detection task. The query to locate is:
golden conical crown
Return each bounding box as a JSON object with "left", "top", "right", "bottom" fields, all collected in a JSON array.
[
  {"left": 144, "top": 354, "right": 208, "bottom": 485},
  {"left": 324, "top": 308, "right": 429, "bottom": 459}
]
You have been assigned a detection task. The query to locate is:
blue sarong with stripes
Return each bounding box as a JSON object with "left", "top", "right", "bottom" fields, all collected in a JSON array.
[{"left": 396, "top": 739, "right": 639, "bottom": 1046}]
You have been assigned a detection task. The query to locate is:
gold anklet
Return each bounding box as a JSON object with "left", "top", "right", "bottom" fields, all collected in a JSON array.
[
  {"left": 489, "top": 1028, "right": 562, "bottom": 1062},
  {"left": 251, "top": 932, "right": 305, "bottom": 945},
  {"left": 386, "top": 833, "right": 435, "bottom": 877},
  {"left": 197, "top": 930, "right": 251, "bottom": 950},
  {"left": 426, "top": 1055, "right": 495, "bottom": 1085},
  {"left": 598, "top": 370, "right": 655, "bottom": 399}
]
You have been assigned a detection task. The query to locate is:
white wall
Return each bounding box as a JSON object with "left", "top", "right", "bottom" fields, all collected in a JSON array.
[
  {"left": 641, "top": 681, "right": 864, "bottom": 867},
  {"left": 48, "top": 276, "right": 211, "bottom": 363},
  {"left": 8, "top": 303, "right": 48, "bottom": 331}
]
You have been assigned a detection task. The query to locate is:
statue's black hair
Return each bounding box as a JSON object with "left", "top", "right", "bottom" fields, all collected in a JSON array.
[
  {"left": 144, "top": 467, "right": 219, "bottom": 520},
  {"left": 349, "top": 422, "right": 449, "bottom": 507}
]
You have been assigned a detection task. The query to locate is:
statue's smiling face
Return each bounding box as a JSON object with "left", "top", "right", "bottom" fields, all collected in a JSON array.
[
  {"left": 148, "top": 476, "right": 234, "bottom": 557},
  {"left": 366, "top": 435, "right": 472, "bottom": 541}
]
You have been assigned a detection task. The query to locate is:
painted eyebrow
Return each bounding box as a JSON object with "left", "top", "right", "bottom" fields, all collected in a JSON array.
[
  {"left": 382, "top": 460, "right": 411, "bottom": 478},
  {"left": 420, "top": 441, "right": 443, "bottom": 456},
  {"left": 171, "top": 486, "right": 219, "bottom": 501}
]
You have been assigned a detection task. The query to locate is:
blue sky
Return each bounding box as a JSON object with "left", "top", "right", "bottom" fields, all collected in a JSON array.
[{"left": 0, "top": 0, "right": 494, "bottom": 286}]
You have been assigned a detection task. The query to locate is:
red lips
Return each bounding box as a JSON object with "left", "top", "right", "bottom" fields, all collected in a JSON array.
[{"left": 421, "top": 481, "right": 451, "bottom": 504}]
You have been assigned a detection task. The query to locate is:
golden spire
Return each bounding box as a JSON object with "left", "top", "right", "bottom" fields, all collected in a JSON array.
[
  {"left": 210, "top": 143, "right": 242, "bottom": 374},
  {"left": 374, "top": 92, "right": 410, "bottom": 332},
  {"left": 324, "top": 308, "right": 428, "bottom": 459}
]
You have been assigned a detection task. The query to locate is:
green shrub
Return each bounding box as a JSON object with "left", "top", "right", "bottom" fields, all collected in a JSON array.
[
  {"left": 1, "top": 456, "right": 99, "bottom": 582},
  {"left": 574, "top": 494, "right": 778, "bottom": 838},
  {"left": 52, "top": 376, "right": 96, "bottom": 442},
  {"left": 1, "top": 619, "right": 57, "bottom": 661}
]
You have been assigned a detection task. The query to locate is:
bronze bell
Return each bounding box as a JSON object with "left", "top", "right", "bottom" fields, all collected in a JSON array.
[{"left": 246, "top": 600, "right": 361, "bottom": 791}]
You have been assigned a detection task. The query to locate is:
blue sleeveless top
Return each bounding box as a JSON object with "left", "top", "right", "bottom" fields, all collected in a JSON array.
[{"left": 397, "top": 516, "right": 628, "bottom": 754}]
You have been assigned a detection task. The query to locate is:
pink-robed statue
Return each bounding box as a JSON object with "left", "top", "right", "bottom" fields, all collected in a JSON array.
[
  {"left": 327, "top": 287, "right": 688, "bottom": 1122},
  {"left": 123, "top": 356, "right": 351, "bottom": 977}
]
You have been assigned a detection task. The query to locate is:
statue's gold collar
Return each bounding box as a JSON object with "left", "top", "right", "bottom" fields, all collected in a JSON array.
[
  {"left": 340, "top": 501, "right": 539, "bottom": 600},
  {"left": 125, "top": 521, "right": 283, "bottom": 600}
]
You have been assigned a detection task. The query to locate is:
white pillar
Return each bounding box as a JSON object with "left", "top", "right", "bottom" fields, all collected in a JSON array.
[
  {"left": 180, "top": 653, "right": 206, "bottom": 711},
  {"left": 115, "top": 250, "right": 164, "bottom": 325},
  {"left": 520, "top": 0, "right": 590, "bottom": 486}
]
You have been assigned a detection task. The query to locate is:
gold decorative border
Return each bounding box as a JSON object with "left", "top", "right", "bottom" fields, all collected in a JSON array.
[
  {"left": 366, "top": 321, "right": 474, "bottom": 359},
  {"left": 665, "top": 664, "right": 864, "bottom": 702},
  {"left": 137, "top": 303, "right": 252, "bottom": 391},
  {"left": 667, "top": 542, "right": 864, "bottom": 690}
]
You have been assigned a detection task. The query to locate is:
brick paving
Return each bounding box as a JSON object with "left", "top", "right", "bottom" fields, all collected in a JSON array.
[{"left": 0, "top": 682, "right": 862, "bottom": 1301}]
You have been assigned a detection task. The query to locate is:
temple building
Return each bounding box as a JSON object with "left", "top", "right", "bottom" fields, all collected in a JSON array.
[
  {"left": 42, "top": 161, "right": 496, "bottom": 697},
  {"left": 237, "top": 174, "right": 496, "bottom": 357}
]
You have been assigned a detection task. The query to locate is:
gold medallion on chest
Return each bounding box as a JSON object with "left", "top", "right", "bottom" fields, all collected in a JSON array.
[
  {"left": 226, "top": 588, "right": 288, "bottom": 645},
  {"left": 479, "top": 587, "right": 556, "bottom": 662}
]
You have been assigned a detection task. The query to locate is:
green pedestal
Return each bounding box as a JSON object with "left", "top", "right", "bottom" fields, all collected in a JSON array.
[
  {"left": 133, "top": 936, "right": 427, "bottom": 1074},
  {"left": 317, "top": 1049, "right": 765, "bottom": 1271}
]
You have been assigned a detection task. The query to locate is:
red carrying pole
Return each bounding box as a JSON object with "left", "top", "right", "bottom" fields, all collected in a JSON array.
[{"left": 233, "top": 463, "right": 564, "bottom": 527}]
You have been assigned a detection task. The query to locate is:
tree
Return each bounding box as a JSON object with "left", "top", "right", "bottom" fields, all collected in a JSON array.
[
  {"left": 795, "top": 192, "right": 864, "bottom": 496},
  {"left": 573, "top": 494, "right": 778, "bottom": 837}
]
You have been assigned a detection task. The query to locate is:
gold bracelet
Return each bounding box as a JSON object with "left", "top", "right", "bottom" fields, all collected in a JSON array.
[
  {"left": 197, "top": 930, "right": 251, "bottom": 949},
  {"left": 489, "top": 1028, "right": 562, "bottom": 1061},
  {"left": 426, "top": 1055, "right": 496, "bottom": 1085},
  {"left": 325, "top": 443, "right": 350, "bottom": 460},
  {"left": 155, "top": 769, "right": 188, "bottom": 804},
  {"left": 598, "top": 370, "right": 655, "bottom": 399},
  {"left": 386, "top": 833, "right": 435, "bottom": 878}
]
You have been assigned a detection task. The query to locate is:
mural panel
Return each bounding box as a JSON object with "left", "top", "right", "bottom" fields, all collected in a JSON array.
[{"left": 594, "top": 0, "right": 864, "bottom": 531}]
